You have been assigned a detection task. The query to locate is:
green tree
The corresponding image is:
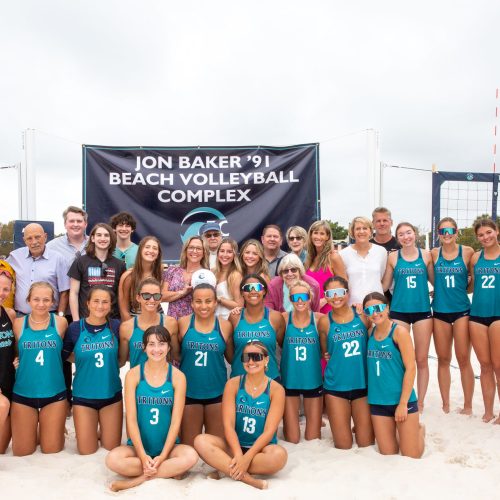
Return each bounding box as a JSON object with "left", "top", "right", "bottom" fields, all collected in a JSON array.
[
  {"left": 0, "top": 221, "right": 14, "bottom": 257},
  {"left": 326, "top": 220, "right": 348, "bottom": 240}
]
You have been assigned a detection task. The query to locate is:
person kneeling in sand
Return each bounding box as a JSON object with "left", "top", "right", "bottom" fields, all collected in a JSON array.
[
  {"left": 106, "top": 325, "right": 198, "bottom": 492},
  {"left": 363, "top": 292, "right": 425, "bottom": 459},
  {"left": 194, "top": 340, "right": 287, "bottom": 490}
]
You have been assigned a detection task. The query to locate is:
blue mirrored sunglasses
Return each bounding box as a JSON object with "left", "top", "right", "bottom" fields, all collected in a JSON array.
[{"left": 363, "top": 303, "right": 387, "bottom": 316}]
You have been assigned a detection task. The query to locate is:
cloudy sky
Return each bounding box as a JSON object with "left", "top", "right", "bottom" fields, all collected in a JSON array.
[{"left": 1, "top": 0, "right": 499, "bottom": 234}]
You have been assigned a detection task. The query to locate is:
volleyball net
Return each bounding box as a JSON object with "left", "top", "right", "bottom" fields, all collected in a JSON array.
[{"left": 431, "top": 171, "right": 499, "bottom": 247}]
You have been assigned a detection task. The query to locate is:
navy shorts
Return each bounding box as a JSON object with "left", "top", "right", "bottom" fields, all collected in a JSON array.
[
  {"left": 324, "top": 388, "right": 367, "bottom": 401},
  {"left": 185, "top": 394, "right": 223, "bottom": 406},
  {"left": 285, "top": 386, "right": 323, "bottom": 398},
  {"left": 370, "top": 400, "right": 419, "bottom": 417},
  {"left": 469, "top": 316, "right": 500, "bottom": 327},
  {"left": 72, "top": 390, "right": 123, "bottom": 410},
  {"left": 390, "top": 311, "right": 432, "bottom": 324},
  {"left": 12, "top": 390, "right": 67, "bottom": 410},
  {"left": 433, "top": 310, "right": 469, "bottom": 324}
]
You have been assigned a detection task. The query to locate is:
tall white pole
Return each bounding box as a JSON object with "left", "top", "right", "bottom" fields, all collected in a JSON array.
[
  {"left": 19, "top": 128, "right": 36, "bottom": 219},
  {"left": 366, "top": 128, "right": 381, "bottom": 209}
]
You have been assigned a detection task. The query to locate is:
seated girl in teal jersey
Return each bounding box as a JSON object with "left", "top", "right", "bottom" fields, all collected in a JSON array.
[
  {"left": 382, "top": 221, "right": 434, "bottom": 412},
  {"left": 431, "top": 217, "right": 475, "bottom": 416},
  {"left": 281, "top": 280, "right": 323, "bottom": 444},
  {"left": 229, "top": 274, "right": 285, "bottom": 381},
  {"left": 106, "top": 325, "right": 198, "bottom": 492},
  {"left": 119, "top": 278, "right": 178, "bottom": 369},
  {"left": 63, "top": 286, "right": 123, "bottom": 455},
  {"left": 468, "top": 218, "right": 500, "bottom": 424},
  {"left": 177, "top": 283, "right": 233, "bottom": 447},
  {"left": 318, "top": 276, "right": 374, "bottom": 450},
  {"left": 11, "top": 282, "right": 68, "bottom": 456},
  {"left": 194, "top": 340, "right": 287, "bottom": 490},
  {"left": 363, "top": 292, "right": 425, "bottom": 459}
]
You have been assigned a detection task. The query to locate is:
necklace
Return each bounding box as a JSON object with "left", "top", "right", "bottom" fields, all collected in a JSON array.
[{"left": 29, "top": 314, "right": 50, "bottom": 325}]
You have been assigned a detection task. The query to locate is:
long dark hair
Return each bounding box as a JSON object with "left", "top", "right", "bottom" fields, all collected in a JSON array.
[
  {"left": 127, "top": 236, "right": 163, "bottom": 311},
  {"left": 85, "top": 223, "right": 116, "bottom": 259}
]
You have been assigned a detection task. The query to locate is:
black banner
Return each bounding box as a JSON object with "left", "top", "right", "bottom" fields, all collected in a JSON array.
[{"left": 83, "top": 145, "right": 320, "bottom": 262}]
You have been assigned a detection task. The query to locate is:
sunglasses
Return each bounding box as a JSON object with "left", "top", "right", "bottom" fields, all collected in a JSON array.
[
  {"left": 205, "top": 232, "right": 220, "bottom": 238},
  {"left": 140, "top": 292, "right": 162, "bottom": 301},
  {"left": 290, "top": 292, "right": 310, "bottom": 303},
  {"left": 101, "top": 262, "right": 109, "bottom": 275},
  {"left": 0, "top": 269, "right": 13, "bottom": 279},
  {"left": 363, "top": 303, "right": 387, "bottom": 316},
  {"left": 241, "top": 352, "right": 267, "bottom": 363},
  {"left": 325, "top": 288, "right": 348, "bottom": 299},
  {"left": 242, "top": 282, "right": 265, "bottom": 293},
  {"left": 282, "top": 267, "right": 299, "bottom": 275},
  {"left": 288, "top": 236, "right": 303, "bottom": 241},
  {"left": 438, "top": 227, "right": 457, "bottom": 236}
]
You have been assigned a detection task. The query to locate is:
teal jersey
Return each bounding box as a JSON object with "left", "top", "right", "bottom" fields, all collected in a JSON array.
[
  {"left": 432, "top": 246, "right": 470, "bottom": 313},
  {"left": 72, "top": 320, "right": 121, "bottom": 399},
  {"left": 14, "top": 314, "right": 65, "bottom": 398},
  {"left": 470, "top": 250, "right": 500, "bottom": 317},
  {"left": 280, "top": 312, "right": 322, "bottom": 390},
  {"left": 180, "top": 315, "right": 227, "bottom": 399},
  {"left": 231, "top": 308, "right": 279, "bottom": 379},
  {"left": 113, "top": 243, "right": 138, "bottom": 270},
  {"left": 129, "top": 363, "right": 175, "bottom": 457},
  {"left": 367, "top": 323, "right": 417, "bottom": 405},
  {"left": 391, "top": 249, "right": 431, "bottom": 313},
  {"left": 235, "top": 375, "right": 277, "bottom": 447},
  {"left": 129, "top": 315, "right": 164, "bottom": 368},
  {"left": 323, "top": 310, "right": 368, "bottom": 391}
]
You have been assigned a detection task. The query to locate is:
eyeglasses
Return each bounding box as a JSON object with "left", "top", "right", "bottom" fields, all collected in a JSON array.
[
  {"left": 241, "top": 352, "right": 267, "bottom": 363},
  {"left": 288, "top": 236, "right": 303, "bottom": 241},
  {"left": 140, "top": 292, "right": 162, "bottom": 301},
  {"left": 101, "top": 262, "right": 109, "bottom": 275},
  {"left": 187, "top": 246, "right": 204, "bottom": 252},
  {"left": 363, "top": 303, "right": 387, "bottom": 316},
  {"left": 204, "top": 232, "right": 220, "bottom": 238},
  {"left": 282, "top": 267, "right": 299, "bottom": 274},
  {"left": 242, "top": 282, "right": 265, "bottom": 293},
  {"left": 325, "top": 288, "right": 347, "bottom": 298},
  {"left": 290, "top": 292, "right": 310, "bottom": 303},
  {"left": 438, "top": 227, "right": 457, "bottom": 236}
]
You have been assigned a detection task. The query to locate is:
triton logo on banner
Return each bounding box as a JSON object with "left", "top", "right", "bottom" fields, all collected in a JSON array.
[{"left": 180, "top": 207, "right": 228, "bottom": 243}]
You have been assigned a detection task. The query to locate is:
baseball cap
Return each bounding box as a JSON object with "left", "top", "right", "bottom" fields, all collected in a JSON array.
[{"left": 199, "top": 222, "right": 221, "bottom": 236}]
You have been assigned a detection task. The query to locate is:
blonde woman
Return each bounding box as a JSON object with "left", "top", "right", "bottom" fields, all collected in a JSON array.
[
  {"left": 213, "top": 238, "right": 244, "bottom": 319},
  {"left": 305, "top": 220, "right": 346, "bottom": 313}
]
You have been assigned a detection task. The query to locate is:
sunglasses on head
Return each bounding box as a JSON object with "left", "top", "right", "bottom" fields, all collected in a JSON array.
[
  {"left": 363, "top": 303, "right": 387, "bottom": 316},
  {"left": 325, "top": 288, "right": 347, "bottom": 299},
  {"left": 241, "top": 352, "right": 267, "bottom": 363},
  {"left": 290, "top": 292, "right": 310, "bottom": 303},
  {"left": 140, "top": 292, "right": 162, "bottom": 301},
  {"left": 242, "top": 282, "right": 264, "bottom": 293},
  {"left": 0, "top": 269, "right": 13, "bottom": 279},
  {"left": 438, "top": 227, "right": 457, "bottom": 236},
  {"left": 282, "top": 267, "right": 299, "bottom": 274}
]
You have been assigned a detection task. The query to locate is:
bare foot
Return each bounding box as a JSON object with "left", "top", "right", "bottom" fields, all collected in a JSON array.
[
  {"left": 109, "top": 475, "right": 147, "bottom": 492},
  {"left": 442, "top": 403, "right": 450, "bottom": 414},
  {"left": 241, "top": 473, "right": 268, "bottom": 490},
  {"left": 207, "top": 471, "right": 221, "bottom": 480},
  {"left": 493, "top": 416, "right": 500, "bottom": 425},
  {"left": 482, "top": 413, "right": 495, "bottom": 423},
  {"left": 173, "top": 472, "right": 188, "bottom": 480},
  {"left": 459, "top": 407, "right": 472, "bottom": 416}
]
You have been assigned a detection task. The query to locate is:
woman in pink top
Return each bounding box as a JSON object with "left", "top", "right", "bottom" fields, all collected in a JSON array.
[{"left": 305, "top": 221, "right": 346, "bottom": 314}]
